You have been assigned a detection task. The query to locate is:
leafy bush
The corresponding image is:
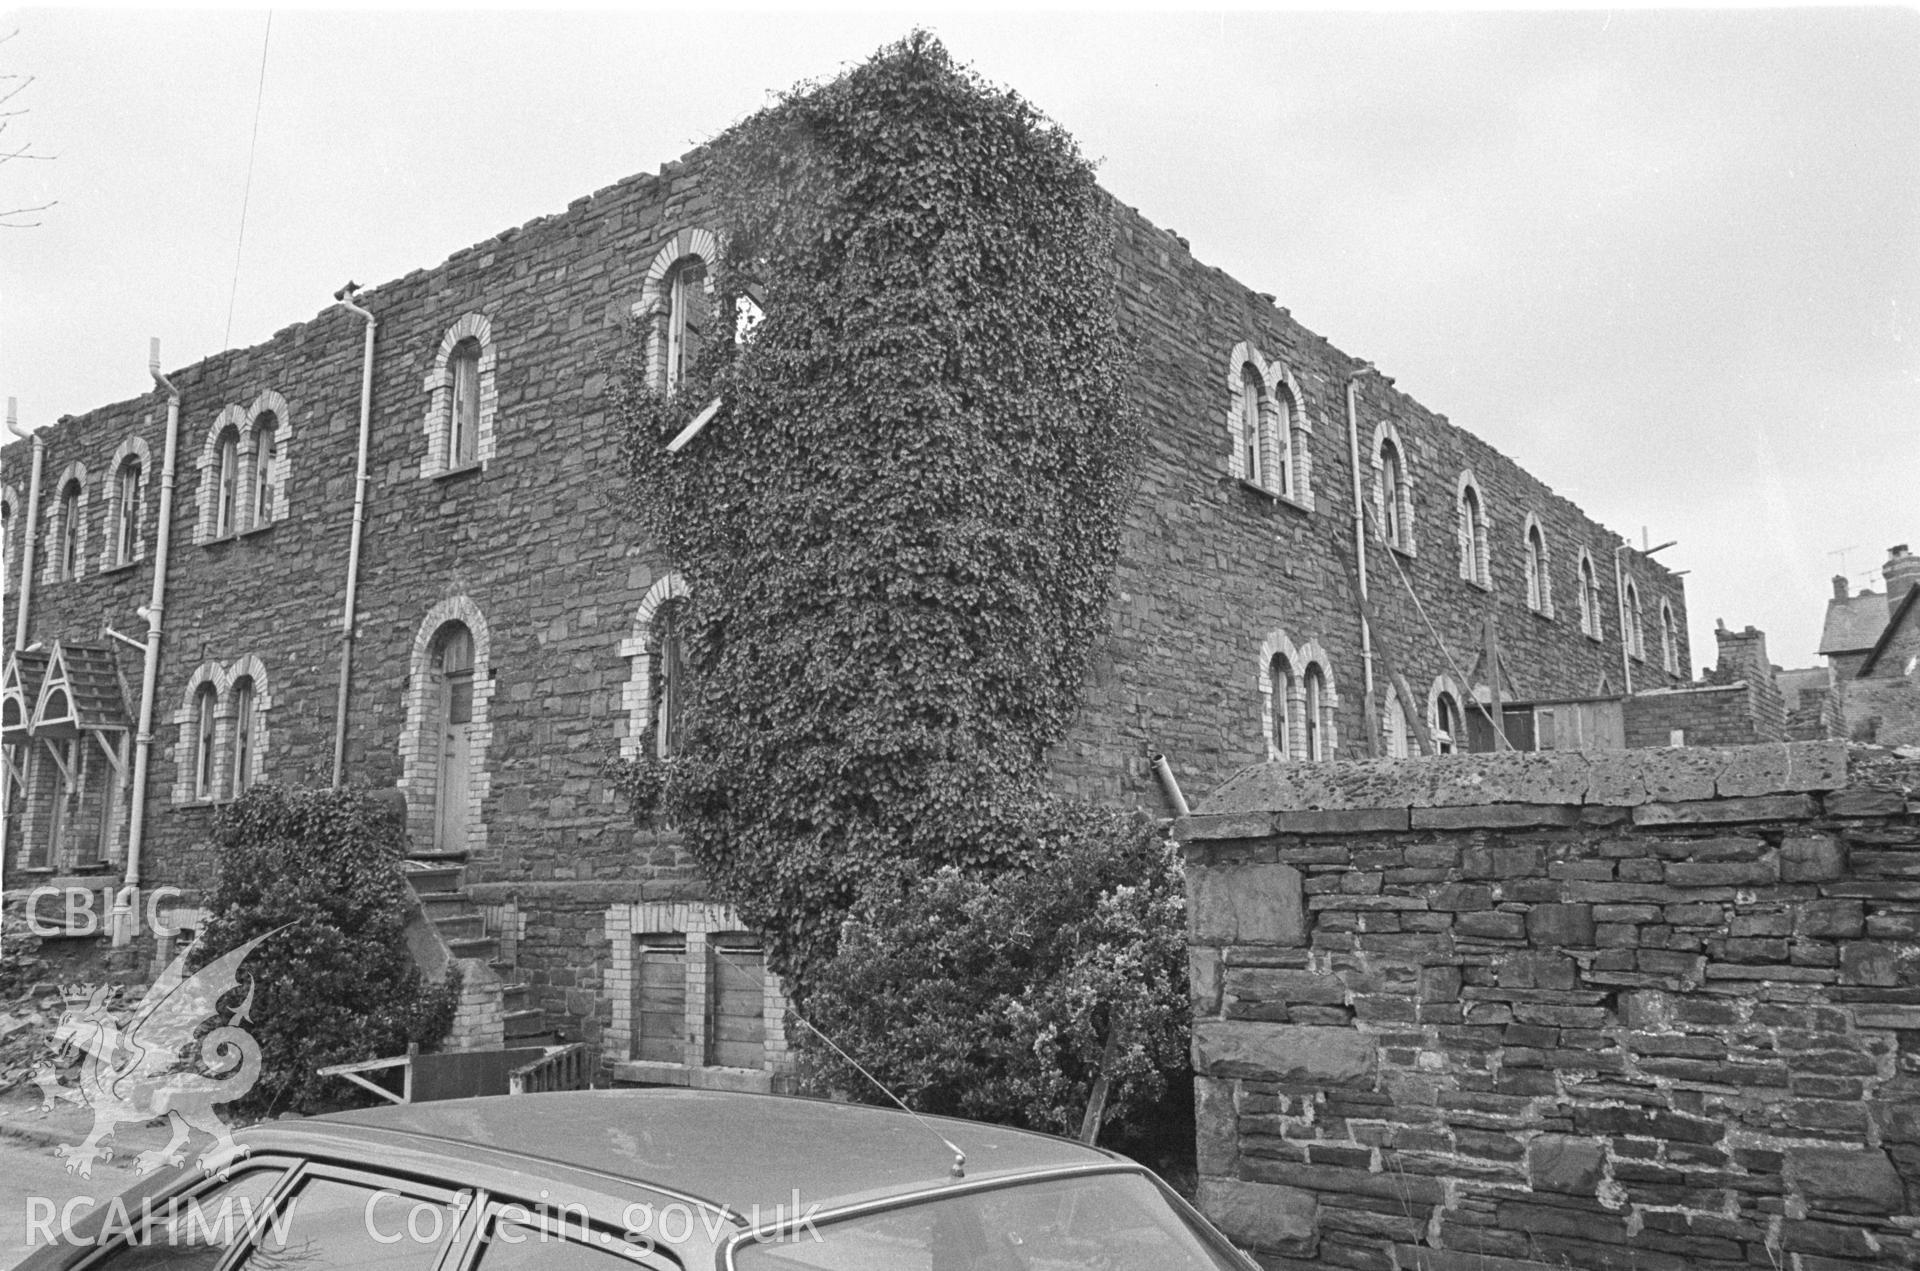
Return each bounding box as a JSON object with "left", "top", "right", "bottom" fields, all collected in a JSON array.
[
  {"left": 611, "top": 31, "right": 1138, "bottom": 987},
  {"left": 801, "top": 807, "right": 1189, "bottom": 1143},
  {"left": 193, "top": 785, "right": 459, "bottom": 1115}
]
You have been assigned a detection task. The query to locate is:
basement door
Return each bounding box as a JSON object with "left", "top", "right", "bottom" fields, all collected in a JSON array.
[{"left": 434, "top": 626, "right": 474, "bottom": 853}]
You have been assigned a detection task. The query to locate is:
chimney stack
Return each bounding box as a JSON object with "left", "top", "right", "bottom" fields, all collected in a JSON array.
[
  {"left": 1715, "top": 624, "right": 1772, "bottom": 682},
  {"left": 1886, "top": 545, "right": 1920, "bottom": 609},
  {"left": 1833, "top": 575, "right": 1850, "bottom": 600}
]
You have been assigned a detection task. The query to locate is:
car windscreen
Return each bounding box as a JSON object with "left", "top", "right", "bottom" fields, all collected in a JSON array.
[{"left": 731, "top": 1170, "right": 1245, "bottom": 1271}]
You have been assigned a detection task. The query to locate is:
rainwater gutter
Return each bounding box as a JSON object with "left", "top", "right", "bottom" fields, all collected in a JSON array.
[
  {"left": 8, "top": 399, "right": 44, "bottom": 649},
  {"left": 111, "top": 340, "right": 182, "bottom": 945},
  {"left": 332, "top": 284, "right": 376, "bottom": 787}
]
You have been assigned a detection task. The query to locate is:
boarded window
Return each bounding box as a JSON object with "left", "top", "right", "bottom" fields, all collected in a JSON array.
[
  {"left": 707, "top": 934, "right": 765, "bottom": 1070},
  {"left": 633, "top": 934, "right": 686, "bottom": 1064}
]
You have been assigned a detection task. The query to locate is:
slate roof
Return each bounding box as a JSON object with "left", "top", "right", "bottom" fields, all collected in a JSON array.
[
  {"left": 1819, "top": 590, "right": 1890, "bottom": 655},
  {"left": 37, "top": 641, "right": 132, "bottom": 732}
]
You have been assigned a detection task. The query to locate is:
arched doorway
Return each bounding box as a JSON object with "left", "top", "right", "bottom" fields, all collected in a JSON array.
[{"left": 433, "top": 623, "right": 475, "bottom": 853}]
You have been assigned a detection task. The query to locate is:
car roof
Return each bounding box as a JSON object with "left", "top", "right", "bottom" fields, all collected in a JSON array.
[{"left": 279, "top": 1088, "right": 1120, "bottom": 1219}]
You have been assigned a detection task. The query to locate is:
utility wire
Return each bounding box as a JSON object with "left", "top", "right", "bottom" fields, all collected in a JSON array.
[{"left": 223, "top": 12, "right": 273, "bottom": 349}]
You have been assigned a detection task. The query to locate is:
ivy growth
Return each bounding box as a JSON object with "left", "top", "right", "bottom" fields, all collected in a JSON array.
[{"left": 612, "top": 32, "right": 1139, "bottom": 987}]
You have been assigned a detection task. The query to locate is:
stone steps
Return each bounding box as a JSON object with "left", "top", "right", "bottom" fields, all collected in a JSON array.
[{"left": 402, "top": 851, "right": 547, "bottom": 1045}]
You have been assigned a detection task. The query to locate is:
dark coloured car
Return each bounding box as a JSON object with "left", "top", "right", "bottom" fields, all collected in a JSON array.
[{"left": 17, "top": 1088, "right": 1254, "bottom": 1270}]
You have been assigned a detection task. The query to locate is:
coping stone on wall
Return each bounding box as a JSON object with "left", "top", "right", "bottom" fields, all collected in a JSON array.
[
  {"left": 1192, "top": 1020, "right": 1375, "bottom": 1084},
  {"left": 1194, "top": 741, "right": 1849, "bottom": 816}
]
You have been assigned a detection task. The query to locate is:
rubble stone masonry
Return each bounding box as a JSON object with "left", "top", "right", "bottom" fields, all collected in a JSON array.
[{"left": 1182, "top": 741, "right": 1920, "bottom": 1270}]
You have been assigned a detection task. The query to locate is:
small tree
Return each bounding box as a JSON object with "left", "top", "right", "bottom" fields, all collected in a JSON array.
[
  {"left": 801, "top": 807, "right": 1189, "bottom": 1146},
  {"left": 193, "top": 785, "right": 458, "bottom": 1115}
]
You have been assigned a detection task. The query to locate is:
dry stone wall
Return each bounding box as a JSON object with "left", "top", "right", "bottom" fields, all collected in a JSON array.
[{"left": 1183, "top": 741, "right": 1920, "bottom": 1270}]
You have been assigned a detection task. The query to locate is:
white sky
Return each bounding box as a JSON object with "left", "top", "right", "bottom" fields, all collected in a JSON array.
[{"left": 3, "top": 8, "right": 1917, "bottom": 671}]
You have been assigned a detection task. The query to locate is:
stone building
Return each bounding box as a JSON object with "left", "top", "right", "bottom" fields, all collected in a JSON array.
[
  {"left": 0, "top": 64, "right": 1690, "bottom": 1076},
  {"left": 1813, "top": 542, "right": 1920, "bottom": 745}
]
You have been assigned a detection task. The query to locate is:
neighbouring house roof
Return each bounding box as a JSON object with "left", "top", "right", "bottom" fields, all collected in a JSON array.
[
  {"left": 1819, "top": 591, "right": 1890, "bottom": 655},
  {"left": 1859, "top": 587, "right": 1920, "bottom": 678}
]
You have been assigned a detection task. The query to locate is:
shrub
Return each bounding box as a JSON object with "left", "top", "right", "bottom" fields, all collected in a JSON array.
[
  {"left": 193, "top": 785, "right": 458, "bottom": 1115},
  {"left": 800, "top": 807, "right": 1189, "bottom": 1145}
]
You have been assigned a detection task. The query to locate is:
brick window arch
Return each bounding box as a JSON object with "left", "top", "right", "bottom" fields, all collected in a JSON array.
[
  {"left": 102, "top": 434, "right": 153, "bottom": 570},
  {"left": 636, "top": 228, "right": 720, "bottom": 392},
  {"left": 621, "top": 573, "right": 692, "bottom": 760},
  {"left": 1455, "top": 470, "right": 1490, "bottom": 589},
  {"left": 1522, "top": 513, "right": 1553, "bottom": 617},
  {"left": 1370, "top": 422, "right": 1415, "bottom": 554},
  {"left": 420, "top": 315, "right": 498, "bottom": 477}
]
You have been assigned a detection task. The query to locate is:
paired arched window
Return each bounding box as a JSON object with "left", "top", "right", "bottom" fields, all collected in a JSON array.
[
  {"left": 1523, "top": 517, "right": 1553, "bottom": 616},
  {"left": 1577, "top": 551, "right": 1603, "bottom": 640},
  {"left": 1660, "top": 600, "right": 1680, "bottom": 675},
  {"left": 1257, "top": 630, "right": 1337, "bottom": 762},
  {"left": 1227, "top": 344, "right": 1312, "bottom": 505},
  {"left": 422, "top": 315, "right": 497, "bottom": 477},
  {"left": 172, "top": 656, "right": 273, "bottom": 804},
  {"left": 196, "top": 395, "right": 289, "bottom": 542},
  {"left": 1455, "top": 473, "right": 1489, "bottom": 587},
  {"left": 1624, "top": 580, "right": 1646, "bottom": 661}
]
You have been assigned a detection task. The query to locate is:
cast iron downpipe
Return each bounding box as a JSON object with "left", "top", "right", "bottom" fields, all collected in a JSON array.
[
  {"left": 332, "top": 284, "right": 376, "bottom": 787},
  {"left": 8, "top": 399, "right": 44, "bottom": 649},
  {"left": 112, "top": 340, "right": 183, "bottom": 945},
  {"left": 1346, "top": 367, "right": 1377, "bottom": 751}
]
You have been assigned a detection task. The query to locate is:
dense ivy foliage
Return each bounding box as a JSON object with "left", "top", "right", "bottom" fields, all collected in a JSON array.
[
  {"left": 613, "top": 33, "right": 1139, "bottom": 983},
  {"left": 803, "top": 808, "right": 1188, "bottom": 1140},
  {"left": 193, "top": 786, "right": 459, "bottom": 1114}
]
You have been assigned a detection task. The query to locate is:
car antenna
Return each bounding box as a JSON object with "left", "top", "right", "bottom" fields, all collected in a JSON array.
[
  {"left": 706, "top": 943, "right": 965, "bottom": 1178},
  {"left": 783, "top": 1008, "right": 967, "bottom": 1179}
]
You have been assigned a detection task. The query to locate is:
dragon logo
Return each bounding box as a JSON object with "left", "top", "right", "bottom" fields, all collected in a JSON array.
[{"left": 34, "top": 930, "right": 279, "bottom": 1178}]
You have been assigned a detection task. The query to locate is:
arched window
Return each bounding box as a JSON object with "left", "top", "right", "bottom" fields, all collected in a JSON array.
[
  {"left": 1624, "top": 580, "right": 1645, "bottom": 660},
  {"left": 665, "top": 256, "right": 711, "bottom": 390},
  {"left": 653, "top": 602, "right": 686, "bottom": 760},
  {"left": 1456, "top": 476, "right": 1488, "bottom": 587},
  {"left": 1524, "top": 520, "right": 1550, "bottom": 614},
  {"left": 1238, "top": 365, "right": 1265, "bottom": 488},
  {"left": 1433, "top": 692, "right": 1462, "bottom": 756},
  {"left": 448, "top": 341, "right": 481, "bottom": 468},
  {"left": 1578, "top": 552, "right": 1602, "bottom": 639},
  {"left": 114, "top": 458, "right": 143, "bottom": 566},
  {"left": 1269, "top": 654, "right": 1294, "bottom": 759},
  {"left": 1371, "top": 424, "right": 1414, "bottom": 553},
  {"left": 230, "top": 676, "right": 256, "bottom": 795},
  {"left": 1382, "top": 696, "right": 1411, "bottom": 759},
  {"left": 1661, "top": 601, "right": 1680, "bottom": 675},
  {"left": 194, "top": 683, "right": 219, "bottom": 801},
  {"left": 250, "top": 413, "right": 278, "bottom": 526},
  {"left": 58, "top": 480, "right": 82, "bottom": 580},
  {"left": 1303, "top": 666, "right": 1329, "bottom": 761},
  {"left": 215, "top": 428, "right": 239, "bottom": 538}
]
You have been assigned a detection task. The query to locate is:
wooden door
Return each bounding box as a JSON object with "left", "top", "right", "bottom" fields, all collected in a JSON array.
[{"left": 434, "top": 626, "right": 474, "bottom": 853}]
